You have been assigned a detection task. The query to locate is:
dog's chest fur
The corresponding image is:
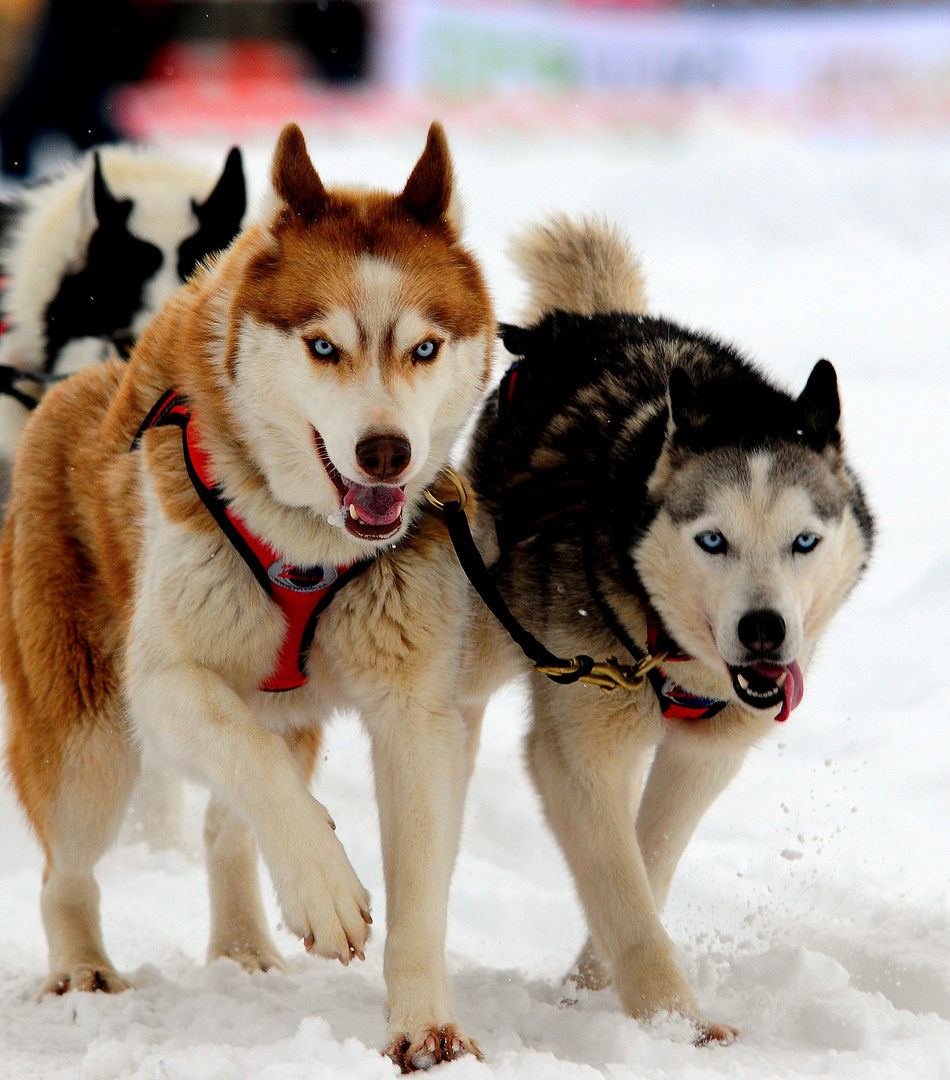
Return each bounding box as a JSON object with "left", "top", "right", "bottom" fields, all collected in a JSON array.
[
  {"left": 136, "top": 461, "right": 463, "bottom": 726},
  {"left": 7, "top": 348, "right": 461, "bottom": 744}
]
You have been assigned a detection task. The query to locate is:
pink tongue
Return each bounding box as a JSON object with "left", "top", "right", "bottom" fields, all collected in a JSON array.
[
  {"left": 343, "top": 483, "right": 406, "bottom": 527},
  {"left": 751, "top": 660, "right": 804, "bottom": 723}
]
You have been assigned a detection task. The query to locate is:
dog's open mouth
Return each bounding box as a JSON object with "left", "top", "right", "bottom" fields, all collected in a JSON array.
[
  {"left": 314, "top": 432, "right": 407, "bottom": 542},
  {"left": 730, "top": 660, "right": 804, "bottom": 722}
]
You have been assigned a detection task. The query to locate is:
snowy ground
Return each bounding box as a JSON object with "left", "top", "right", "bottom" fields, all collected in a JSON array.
[{"left": 1, "top": 115, "right": 950, "bottom": 1079}]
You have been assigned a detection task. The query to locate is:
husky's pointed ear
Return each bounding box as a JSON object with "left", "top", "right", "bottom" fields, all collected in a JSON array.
[
  {"left": 91, "top": 152, "right": 131, "bottom": 227},
  {"left": 667, "top": 366, "right": 709, "bottom": 438},
  {"left": 194, "top": 146, "right": 246, "bottom": 229},
  {"left": 178, "top": 147, "right": 247, "bottom": 280},
  {"left": 500, "top": 323, "right": 531, "bottom": 357},
  {"left": 399, "top": 122, "right": 456, "bottom": 230},
  {"left": 271, "top": 123, "right": 327, "bottom": 222},
  {"left": 796, "top": 359, "right": 841, "bottom": 448}
]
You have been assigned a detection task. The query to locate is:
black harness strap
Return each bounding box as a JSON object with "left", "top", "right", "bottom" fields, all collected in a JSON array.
[
  {"left": 451, "top": 350, "right": 730, "bottom": 714},
  {"left": 0, "top": 365, "right": 63, "bottom": 411},
  {"left": 0, "top": 365, "right": 41, "bottom": 411},
  {"left": 580, "top": 535, "right": 661, "bottom": 688},
  {"left": 440, "top": 494, "right": 596, "bottom": 685}
]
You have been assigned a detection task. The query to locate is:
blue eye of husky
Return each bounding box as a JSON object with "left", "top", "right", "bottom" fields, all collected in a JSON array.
[
  {"left": 308, "top": 338, "right": 339, "bottom": 362},
  {"left": 413, "top": 340, "right": 440, "bottom": 362},
  {"left": 792, "top": 532, "right": 821, "bottom": 554},
  {"left": 696, "top": 531, "right": 727, "bottom": 554}
]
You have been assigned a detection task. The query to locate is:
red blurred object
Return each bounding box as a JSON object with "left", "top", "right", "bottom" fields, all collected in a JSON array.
[
  {"left": 145, "top": 40, "right": 311, "bottom": 85},
  {"left": 118, "top": 39, "right": 321, "bottom": 138}
]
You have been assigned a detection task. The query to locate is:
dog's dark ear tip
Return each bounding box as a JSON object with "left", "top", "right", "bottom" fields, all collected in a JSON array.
[
  {"left": 195, "top": 145, "right": 247, "bottom": 221},
  {"left": 667, "top": 366, "right": 709, "bottom": 436},
  {"left": 90, "top": 151, "right": 129, "bottom": 223},
  {"left": 796, "top": 358, "right": 841, "bottom": 445},
  {"left": 500, "top": 323, "right": 529, "bottom": 355}
]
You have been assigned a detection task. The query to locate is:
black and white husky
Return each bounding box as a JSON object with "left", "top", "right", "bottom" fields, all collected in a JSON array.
[
  {"left": 0, "top": 143, "right": 245, "bottom": 493},
  {"left": 460, "top": 216, "right": 874, "bottom": 1043}
]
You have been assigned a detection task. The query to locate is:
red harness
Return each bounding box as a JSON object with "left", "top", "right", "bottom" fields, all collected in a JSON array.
[{"left": 132, "top": 388, "right": 368, "bottom": 692}]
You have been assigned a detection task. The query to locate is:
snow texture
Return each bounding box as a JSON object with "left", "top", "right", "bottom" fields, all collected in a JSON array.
[{"left": 2, "top": 117, "right": 949, "bottom": 1078}]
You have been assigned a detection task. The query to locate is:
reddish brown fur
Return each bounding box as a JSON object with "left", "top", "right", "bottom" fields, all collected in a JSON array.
[
  {"left": 0, "top": 120, "right": 492, "bottom": 870},
  {"left": 271, "top": 123, "right": 328, "bottom": 222}
]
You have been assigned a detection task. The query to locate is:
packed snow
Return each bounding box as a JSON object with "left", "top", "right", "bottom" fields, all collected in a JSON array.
[{"left": 1, "top": 114, "right": 949, "bottom": 1079}]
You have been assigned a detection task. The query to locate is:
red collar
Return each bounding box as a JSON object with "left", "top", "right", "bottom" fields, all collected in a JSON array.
[
  {"left": 132, "top": 389, "right": 368, "bottom": 692},
  {"left": 645, "top": 606, "right": 693, "bottom": 662}
]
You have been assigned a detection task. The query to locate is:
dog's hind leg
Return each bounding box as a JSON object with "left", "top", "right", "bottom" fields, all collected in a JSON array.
[
  {"left": 204, "top": 798, "right": 286, "bottom": 974},
  {"left": 123, "top": 751, "right": 185, "bottom": 851},
  {"left": 33, "top": 716, "right": 139, "bottom": 997},
  {"left": 205, "top": 728, "right": 321, "bottom": 974},
  {"left": 636, "top": 726, "right": 748, "bottom": 913}
]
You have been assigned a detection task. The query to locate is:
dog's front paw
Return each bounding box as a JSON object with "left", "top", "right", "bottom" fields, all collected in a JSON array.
[
  {"left": 272, "top": 833, "right": 372, "bottom": 964},
  {"left": 384, "top": 1024, "right": 482, "bottom": 1073},
  {"left": 615, "top": 944, "right": 690, "bottom": 1014},
  {"left": 39, "top": 963, "right": 131, "bottom": 998}
]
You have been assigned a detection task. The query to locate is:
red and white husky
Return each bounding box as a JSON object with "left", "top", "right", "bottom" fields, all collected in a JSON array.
[{"left": 0, "top": 123, "right": 494, "bottom": 1071}]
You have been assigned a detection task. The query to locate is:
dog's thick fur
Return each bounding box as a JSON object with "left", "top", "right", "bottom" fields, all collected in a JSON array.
[
  {"left": 460, "top": 216, "right": 873, "bottom": 1041},
  {"left": 0, "top": 123, "right": 493, "bottom": 1070}
]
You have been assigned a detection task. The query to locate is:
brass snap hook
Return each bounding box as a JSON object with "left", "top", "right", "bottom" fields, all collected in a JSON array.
[
  {"left": 536, "top": 652, "right": 668, "bottom": 694},
  {"left": 424, "top": 465, "right": 468, "bottom": 512}
]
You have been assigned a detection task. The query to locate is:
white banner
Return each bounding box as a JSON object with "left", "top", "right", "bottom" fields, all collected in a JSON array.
[{"left": 371, "top": 0, "right": 950, "bottom": 98}]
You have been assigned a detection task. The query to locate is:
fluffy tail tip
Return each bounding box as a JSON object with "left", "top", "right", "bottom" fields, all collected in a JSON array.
[{"left": 508, "top": 215, "right": 647, "bottom": 321}]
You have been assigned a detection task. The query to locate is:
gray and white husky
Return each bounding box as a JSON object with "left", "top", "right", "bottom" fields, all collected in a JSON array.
[{"left": 460, "top": 216, "right": 874, "bottom": 1042}]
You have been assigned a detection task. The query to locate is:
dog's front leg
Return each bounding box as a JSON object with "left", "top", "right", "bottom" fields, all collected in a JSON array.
[
  {"left": 527, "top": 682, "right": 722, "bottom": 1037},
  {"left": 637, "top": 722, "right": 750, "bottom": 912},
  {"left": 364, "top": 698, "right": 481, "bottom": 1072},
  {"left": 128, "top": 662, "right": 371, "bottom": 963}
]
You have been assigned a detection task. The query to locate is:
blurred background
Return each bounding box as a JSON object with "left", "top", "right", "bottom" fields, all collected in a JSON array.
[{"left": 1, "top": 0, "right": 949, "bottom": 177}]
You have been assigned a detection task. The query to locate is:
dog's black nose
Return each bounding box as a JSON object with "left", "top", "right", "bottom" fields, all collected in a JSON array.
[
  {"left": 737, "top": 609, "right": 786, "bottom": 655},
  {"left": 356, "top": 434, "right": 411, "bottom": 481}
]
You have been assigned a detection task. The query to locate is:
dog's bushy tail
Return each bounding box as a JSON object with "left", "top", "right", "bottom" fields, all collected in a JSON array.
[{"left": 508, "top": 215, "right": 647, "bottom": 322}]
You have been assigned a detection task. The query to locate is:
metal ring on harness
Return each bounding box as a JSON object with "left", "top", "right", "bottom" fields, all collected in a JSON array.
[{"left": 424, "top": 465, "right": 468, "bottom": 512}]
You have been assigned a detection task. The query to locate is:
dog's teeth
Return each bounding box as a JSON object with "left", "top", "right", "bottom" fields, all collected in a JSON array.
[
  {"left": 776, "top": 671, "right": 788, "bottom": 687},
  {"left": 349, "top": 504, "right": 360, "bottom": 521},
  {"left": 737, "top": 673, "right": 750, "bottom": 690}
]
